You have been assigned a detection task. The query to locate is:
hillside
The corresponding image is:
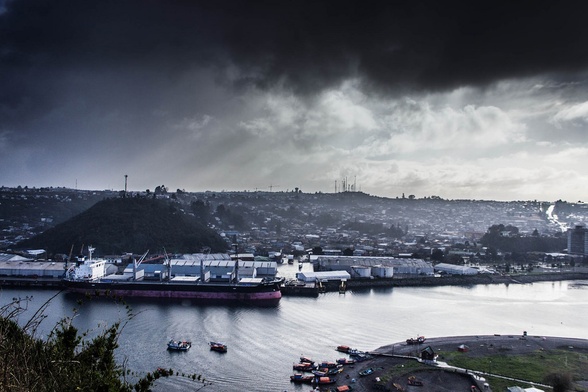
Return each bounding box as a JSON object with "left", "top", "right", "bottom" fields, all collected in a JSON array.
[{"left": 15, "top": 197, "right": 228, "bottom": 255}]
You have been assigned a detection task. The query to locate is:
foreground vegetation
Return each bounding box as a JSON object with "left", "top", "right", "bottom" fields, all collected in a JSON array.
[{"left": 0, "top": 293, "right": 207, "bottom": 392}]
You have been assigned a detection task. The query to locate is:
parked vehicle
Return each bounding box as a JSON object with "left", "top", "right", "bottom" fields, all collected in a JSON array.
[{"left": 406, "top": 336, "right": 426, "bottom": 345}]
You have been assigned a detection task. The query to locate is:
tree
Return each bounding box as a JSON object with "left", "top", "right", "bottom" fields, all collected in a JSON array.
[
  {"left": 312, "top": 246, "right": 324, "bottom": 255},
  {"left": 431, "top": 248, "right": 444, "bottom": 262},
  {"left": 544, "top": 372, "right": 573, "bottom": 392}
]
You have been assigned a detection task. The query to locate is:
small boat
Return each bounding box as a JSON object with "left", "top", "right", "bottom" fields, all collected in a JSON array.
[
  {"left": 290, "top": 374, "right": 315, "bottom": 384},
  {"left": 312, "top": 369, "right": 328, "bottom": 377},
  {"left": 167, "top": 339, "right": 191, "bottom": 351},
  {"left": 406, "top": 336, "right": 426, "bottom": 345},
  {"left": 209, "top": 341, "right": 227, "bottom": 352},
  {"left": 293, "top": 362, "right": 316, "bottom": 371},
  {"left": 300, "top": 356, "right": 315, "bottom": 365},
  {"left": 336, "top": 345, "right": 351, "bottom": 353},
  {"left": 408, "top": 376, "right": 423, "bottom": 386},
  {"left": 313, "top": 376, "right": 336, "bottom": 385},
  {"left": 359, "top": 367, "right": 374, "bottom": 376},
  {"left": 325, "top": 366, "right": 343, "bottom": 375},
  {"left": 318, "top": 361, "right": 338, "bottom": 369},
  {"left": 336, "top": 357, "right": 356, "bottom": 365}
]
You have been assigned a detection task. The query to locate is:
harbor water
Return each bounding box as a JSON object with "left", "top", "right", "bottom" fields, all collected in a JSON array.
[{"left": 1, "top": 261, "right": 588, "bottom": 391}]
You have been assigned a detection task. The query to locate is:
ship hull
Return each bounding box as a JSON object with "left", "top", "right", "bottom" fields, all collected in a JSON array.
[{"left": 62, "top": 279, "right": 282, "bottom": 305}]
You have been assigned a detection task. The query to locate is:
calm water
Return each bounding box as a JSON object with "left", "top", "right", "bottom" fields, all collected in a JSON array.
[{"left": 2, "top": 263, "right": 588, "bottom": 392}]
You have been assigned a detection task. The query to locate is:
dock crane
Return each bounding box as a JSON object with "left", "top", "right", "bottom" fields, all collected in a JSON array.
[{"left": 132, "top": 250, "right": 149, "bottom": 281}]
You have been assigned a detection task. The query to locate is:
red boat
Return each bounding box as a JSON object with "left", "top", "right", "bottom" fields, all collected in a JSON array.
[
  {"left": 293, "top": 362, "right": 315, "bottom": 371},
  {"left": 209, "top": 341, "right": 227, "bottom": 352},
  {"left": 336, "top": 345, "right": 351, "bottom": 353}
]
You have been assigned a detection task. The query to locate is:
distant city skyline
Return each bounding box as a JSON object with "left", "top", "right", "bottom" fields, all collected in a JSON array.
[{"left": 1, "top": 1, "right": 588, "bottom": 202}]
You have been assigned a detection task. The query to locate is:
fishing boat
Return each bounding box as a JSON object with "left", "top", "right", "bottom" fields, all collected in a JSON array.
[
  {"left": 209, "top": 341, "right": 227, "bottom": 352},
  {"left": 293, "top": 362, "right": 316, "bottom": 372},
  {"left": 290, "top": 374, "right": 314, "bottom": 384},
  {"left": 336, "top": 345, "right": 351, "bottom": 353},
  {"left": 313, "top": 376, "right": 336, "bottom": 385},
  {"left": 167, "top": 339, "right": 191, "bottom": 351},
  {"left": 62, "top": 248, "right": 282, "bottom": 305}
]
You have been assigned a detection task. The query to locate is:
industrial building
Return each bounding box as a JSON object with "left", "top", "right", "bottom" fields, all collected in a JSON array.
[
  {"left": 310, "top": 255, "right": 434, "bottom": 277},
  {"left": 0, "top": 259, "right": 66, "bottom": 278},
  {"left": 125, "top": 253, "right": 279, "bottom": 282},
  {"left": 433, "top": 263, "right": 479, "bottom": 275}
]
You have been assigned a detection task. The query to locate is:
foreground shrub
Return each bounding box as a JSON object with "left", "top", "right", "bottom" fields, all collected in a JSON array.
[{"left": 0, "top": 293, "right": 207, "bottom": 392}]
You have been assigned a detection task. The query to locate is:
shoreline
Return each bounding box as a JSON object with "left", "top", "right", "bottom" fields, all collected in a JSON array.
[
  {"left": 332, "top": 334, "right": 588, "bottom": 392},
  {"left": 3, "top": 272, "right": 588, "bottom": 295},
  {"left": 327, "top": 271, "right": 588, "bottom": 292}
]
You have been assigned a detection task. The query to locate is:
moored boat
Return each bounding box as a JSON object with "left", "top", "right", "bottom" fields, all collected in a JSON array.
[
  {"left": 293, "top": 362, "right": 316, "bottom": 372},
  {"left": 336, "top": 345, "right": 351, "bottom": 353},
  {"left": 290, "top": 374, "right": 314, "bottom": 384},
  {"left": 62, "top": 248, "right": 282, "bottom": 305},
  {"left": 318, "top": 361, "right": 338, "bottom": 369},
  {"left": 313, "top": 376, "right": 336, "bottom": 385}
]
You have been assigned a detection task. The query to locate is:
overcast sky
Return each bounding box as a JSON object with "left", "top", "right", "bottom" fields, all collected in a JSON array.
[{"left": 1, "top": 1, "right": 588, "bottom": 202}]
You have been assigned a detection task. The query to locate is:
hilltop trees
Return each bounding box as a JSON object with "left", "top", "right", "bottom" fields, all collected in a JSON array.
[
  {"left": 16, "top": 198, "right": 228, "bottom": 255},
  {"left": 480, "top": 224, "right": 566, "bottom": 254}
]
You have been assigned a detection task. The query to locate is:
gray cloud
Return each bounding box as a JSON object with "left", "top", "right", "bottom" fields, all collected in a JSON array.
[{"left": 2, "top": 0, "right": 588, "bottom": 201}]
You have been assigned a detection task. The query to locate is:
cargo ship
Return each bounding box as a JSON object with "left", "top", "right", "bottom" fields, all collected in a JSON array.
[{"left": 62, "top": 248, "right": 282, "bottom": 304}]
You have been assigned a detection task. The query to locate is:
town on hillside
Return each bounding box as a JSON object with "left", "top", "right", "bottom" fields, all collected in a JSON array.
[{"left": 1, "top": 186, "right": 588, "bottom": 278}]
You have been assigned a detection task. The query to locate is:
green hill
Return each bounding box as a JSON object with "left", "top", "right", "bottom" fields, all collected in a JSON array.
[{"left": 16, "top": 197, "right": 228, "bottom": 255}]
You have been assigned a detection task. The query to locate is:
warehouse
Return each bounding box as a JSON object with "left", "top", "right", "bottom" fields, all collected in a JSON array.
[
  {"left": 0, "top": 260, "right": 66, "bottom": 278},
  {"left": 311, "top": 255, "right": 434, "bottom": 276},
  {"left": 434, "top": 263, "right": 479, "bottom": 275}
]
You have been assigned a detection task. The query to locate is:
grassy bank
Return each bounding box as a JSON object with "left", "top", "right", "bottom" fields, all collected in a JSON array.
[{"left": 442, "top": 348, "right": 588, "bottom": 391}]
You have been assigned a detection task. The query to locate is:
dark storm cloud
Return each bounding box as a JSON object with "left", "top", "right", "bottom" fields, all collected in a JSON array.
[{"left": 2, "top": 0, "right": 588, "bottom": 101}]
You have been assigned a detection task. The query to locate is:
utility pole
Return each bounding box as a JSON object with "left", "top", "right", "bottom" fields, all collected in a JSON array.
[{"left": 124, "top": 175, "right": 128, "bottom": 198}]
